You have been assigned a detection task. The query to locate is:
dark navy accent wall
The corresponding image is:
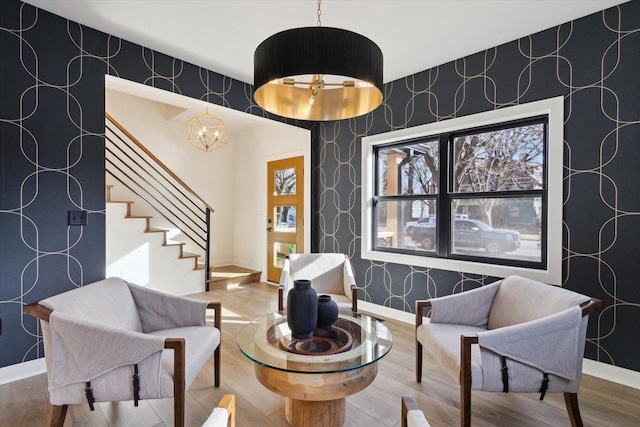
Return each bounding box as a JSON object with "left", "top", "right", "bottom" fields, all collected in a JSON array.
[
  {"left": 0, "top": 0, "right": 296, "bottom": 368},
  {"left": 1, "top": 0, "right": 638, "bottom": 375},
  {"left": 311, "top": 2, "right": 640, "bottom": 371}
]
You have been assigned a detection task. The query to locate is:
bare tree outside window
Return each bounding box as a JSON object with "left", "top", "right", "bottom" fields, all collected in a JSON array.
[
  {"left": 399, "top": 141, "right": 439, "bottom": 196},
  {"left": 451, "top": 124, "right": 544, "bottom": 226},
  {"left": 274, "top": 167, "right": 296, "bottom": 195},
  {"left": 373, "top": 118, "right": 546, "bottom": 265}
]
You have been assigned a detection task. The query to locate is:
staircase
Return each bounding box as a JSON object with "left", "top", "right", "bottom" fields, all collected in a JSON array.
[
  {"left": 105, "top": 113, "right": 262, "bottom": 293},
  {"left": 106, "top": 185, "right": 206, "bottom": 295},
  {"left": 107, "top": 185, "right": 262, "bottom": 292},
  {"left": 107, "top": 185, "right": 205, "bottom": 269}
]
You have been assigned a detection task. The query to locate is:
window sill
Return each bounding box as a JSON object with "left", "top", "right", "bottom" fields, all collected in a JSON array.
[{"left": 361, "top": 246, "right": 561, "bottom": 285}]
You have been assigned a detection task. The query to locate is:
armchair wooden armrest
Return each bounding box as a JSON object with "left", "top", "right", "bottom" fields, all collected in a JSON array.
[
  {"left": 350, "top": 284, "right": 358, "bottom": 312},
  {"left": 401, "top": 396, "right": 420, "bottom": 427},
  {"left": 207, "top": 302, "right": 222, "bottom": 387},
  {"left": 580, "top": 298, "right": 603, "bottom": 316},
  {"left": 23, "top": 301, "right": 52, "bottom": 322},
  {"left": 218, "top": 394, "right": 236, "bottom": 427},
  {"left": 401, "top": 396, "right": 431, "bottom": 427},
  {"left": 415, "top": 300, "right": 432, "bottom": 327},
  {"left": 414, "top": 300, "right": 432, "bottom": 383},
  {"left": 207, "top": 302, "right": 222, "bottom": 330},
  {"left": 278, "top": 285, "right": 285, "bottom": 312}
]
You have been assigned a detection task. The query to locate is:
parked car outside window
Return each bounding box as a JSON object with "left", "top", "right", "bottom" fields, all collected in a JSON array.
[{"left": 410, "top": 219, "right": 521, "bottom": 254}]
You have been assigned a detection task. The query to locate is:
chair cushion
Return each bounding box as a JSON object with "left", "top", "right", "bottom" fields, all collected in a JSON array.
[
  {"left": 288, "top": 253, "right": 346, "bottom": 295},
  {"left": 487, "top": 276, "right": 590, "bottom": 330},
  {"left": 41, "top": 277, "right": 143, "bottom": 333},
  {"left": 322, "top": 293, "right": 353, "bottom": 314},
  {"left": 150, "top": 326, "right": 221, "bottom": 395},
  {"left": 417, "top": 323, "right": 485, "bottom": 389}
]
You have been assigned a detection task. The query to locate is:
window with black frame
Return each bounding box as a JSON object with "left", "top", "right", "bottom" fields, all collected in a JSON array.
[{"left": 373, "top": 117, "right": 547, "bottom": 269}]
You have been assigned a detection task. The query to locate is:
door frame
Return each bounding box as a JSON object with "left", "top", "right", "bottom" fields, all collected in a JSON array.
[{"left": 264, "top": 152, "right": 311, "bottom": 284}]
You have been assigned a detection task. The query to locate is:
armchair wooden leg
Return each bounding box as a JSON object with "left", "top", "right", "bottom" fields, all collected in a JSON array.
[
  {"left": 564, "top": 392, "right": 584, "bottom": 427},
  {"left": 460, "top": 335, "right": 475, "bottom": 427},
  {"left": 416, "top": 341, "right": 423, "bottom": 383},
  {"left": 214, "top": 346, "right": 221, "bottom": 387},
  {"left": 50, "top": 404, "right": 67, "bottom": 427},
  {"left": 460, "top": 379, "right": 471, "bottom": 427},
  {"left": 167, "top": 339, "right": 186, "bottom": 427}
]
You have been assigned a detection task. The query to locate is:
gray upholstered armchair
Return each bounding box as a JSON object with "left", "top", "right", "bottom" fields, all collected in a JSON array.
[
  {"left": 278, "top": 253, "right": 359, "bottom": 313},
  {"left": 415, "top": 275, "right": 602, "bottom": 427},
  {"left": 24, "top": 277, "right": 222, "bottom": 427}
]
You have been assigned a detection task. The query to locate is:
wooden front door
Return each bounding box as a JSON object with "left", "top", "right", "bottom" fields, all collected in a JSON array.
[{"left": 267, "top": 156, "right": 304, "bottom": 283}]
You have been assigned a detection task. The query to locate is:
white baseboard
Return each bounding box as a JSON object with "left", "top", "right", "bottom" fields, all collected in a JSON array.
[
  {"left": 582, "top": 359, "right": 640, "bottom": 390},
  {"left": 358, "top": 301, "right": 416, "bottom": 325},
  {"left": 0, "top": 358, "right": 46, "bottom": 385}
]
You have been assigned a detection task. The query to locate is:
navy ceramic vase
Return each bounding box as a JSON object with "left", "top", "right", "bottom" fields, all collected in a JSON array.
[
  {"left": 317, "top": 294, "right": 339, "bottom": 329},
  {"left": 287, "top": 279, "right": 318, "bottom": 339}
]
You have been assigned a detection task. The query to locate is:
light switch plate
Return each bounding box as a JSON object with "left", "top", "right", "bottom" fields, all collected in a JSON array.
[{"left": 68, "top": 210, "right": 88, "bottom": 226}]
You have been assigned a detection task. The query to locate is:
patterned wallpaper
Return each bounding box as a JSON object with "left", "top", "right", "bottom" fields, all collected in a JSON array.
[
  {"left": 0, "top": 0, "right": 273, "bottom": 368},
  {"left": 0, "top": 0, "right": 638, "bottom": 375},
  {"left": 311, "top": 2, "right": 640, "bottom": 372}
]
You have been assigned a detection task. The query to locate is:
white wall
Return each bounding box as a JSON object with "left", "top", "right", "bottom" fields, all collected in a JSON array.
[
  {"left": 106, "top": 202, "right": 203, "bottom": 295},
  {"left": 105, "top": 78, "right": 310, "bottom": 282},
  {"left": 232, "top": 125, "right": 311, "bottom": 278},
  {"left": 106, "top": 89, "right": 235, "bottom": 264}
]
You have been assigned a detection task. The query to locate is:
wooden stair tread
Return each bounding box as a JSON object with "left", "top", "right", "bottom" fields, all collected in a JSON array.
[
  {"left": 146, "top": 228, "right": 167, "bottom": 233},
  {"left": 208, "top": 265, "right": 261, "bottom": 280},
  {"left": 210, "top": 265, "right": 260, "bottom": 275},
  {"left": 107, "top": 184, "right": 206, "bottom": 273},
  {"left": 181, "top": 252, "right": 199, "bottom": 258},
  {"left": 207, "top": 265, "right": 261, "bottom": 289}
]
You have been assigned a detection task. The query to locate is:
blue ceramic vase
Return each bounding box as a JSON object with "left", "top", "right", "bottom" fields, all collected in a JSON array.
[
  {"left": 287, "top": 279, "right": 318, "bottom": 339},
  {"left": 317, "top": 294, "right": 339, "bottom": 329}
]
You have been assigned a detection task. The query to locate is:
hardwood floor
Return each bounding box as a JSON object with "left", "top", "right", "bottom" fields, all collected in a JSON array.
[{"left": 2, "top": 281, "right": 639, "bottom": 426}]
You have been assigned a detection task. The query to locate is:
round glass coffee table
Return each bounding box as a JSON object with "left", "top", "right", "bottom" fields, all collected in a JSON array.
[{"left": 237, "top": 312, "right": 393, "bottom": 427}]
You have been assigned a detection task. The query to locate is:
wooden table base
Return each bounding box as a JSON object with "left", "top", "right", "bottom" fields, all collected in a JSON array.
[
  {"left": 254, "top": 363, "right": 377, "bottom": 427},
  {"left": 285, "top": 397, "right": 346, "bottom": 427}
]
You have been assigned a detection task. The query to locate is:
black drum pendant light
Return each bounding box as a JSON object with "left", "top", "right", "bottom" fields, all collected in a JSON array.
[{"left": 254, "top": 0, "right": 383, "bottom": 121}]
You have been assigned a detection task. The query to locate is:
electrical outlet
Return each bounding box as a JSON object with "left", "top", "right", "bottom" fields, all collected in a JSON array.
[{"left": 68, "top": 210, "right": 88, "bottom": 226}]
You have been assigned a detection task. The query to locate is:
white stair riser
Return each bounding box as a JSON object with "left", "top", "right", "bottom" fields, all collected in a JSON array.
[{"left": 106, "top": 202, "right": 204, "bottom": 296}]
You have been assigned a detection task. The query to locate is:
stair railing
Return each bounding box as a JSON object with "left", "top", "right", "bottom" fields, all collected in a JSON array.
[{"left": 105, "top": 113, "right": 213, "bottom": 290}]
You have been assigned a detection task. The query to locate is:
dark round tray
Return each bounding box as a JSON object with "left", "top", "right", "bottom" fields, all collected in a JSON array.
[
  {"left": 267, "top": 318, "right": 363, "bottom": 355},
  {"left": 281, "top": 325, "right": 354, "bottom": 355}
]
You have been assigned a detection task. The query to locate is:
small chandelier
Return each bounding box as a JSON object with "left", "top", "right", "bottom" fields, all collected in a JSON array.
[
  {"left": 186, "top": 108, "right": 227, "bottom": 152},
  {"left": 253, "top": 0, "right": 383, "bottom": 121}
]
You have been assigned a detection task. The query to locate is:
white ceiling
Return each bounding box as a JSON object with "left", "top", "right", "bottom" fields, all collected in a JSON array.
[{"left": 24, "top": 0, "right": 627, "bottom": 86}]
